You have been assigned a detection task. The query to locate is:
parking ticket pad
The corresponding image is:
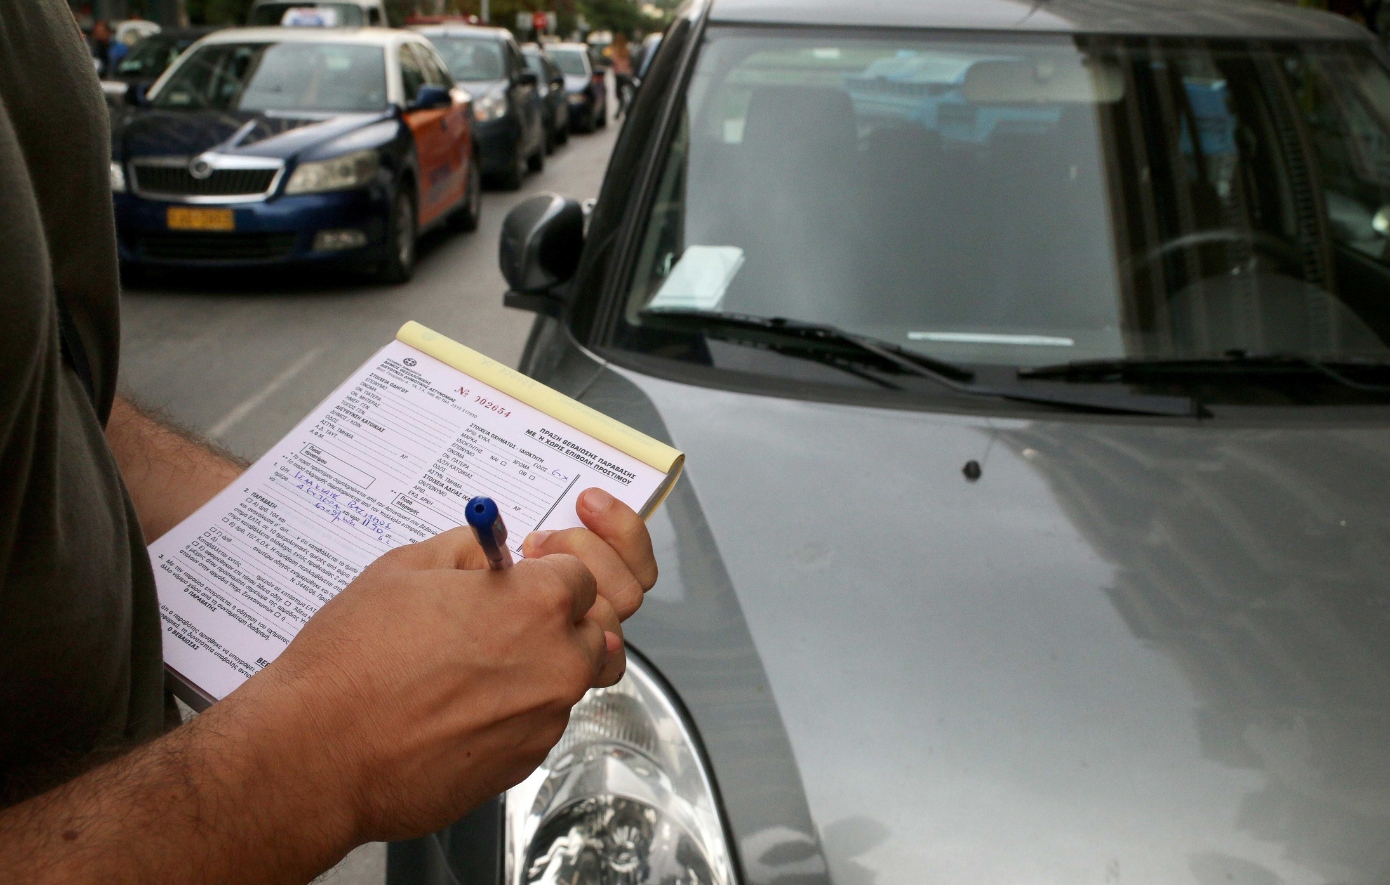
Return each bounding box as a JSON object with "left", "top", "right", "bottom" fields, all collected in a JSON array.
[{"left": 148, "top": 321, "right": 684, "bottom": 709}]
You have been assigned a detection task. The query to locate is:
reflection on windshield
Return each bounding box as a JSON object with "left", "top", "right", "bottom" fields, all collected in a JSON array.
[
  {"left": 550, "top": 49, "right": 587, "bottom": 77},
  {"left": 430, "top": 37, "right": 504, "bottom": 81},
  {"left": 153, "top": 42, "right": 387, "bottom": 112},
  {"left": 618, "top": 31, "right": 1390, "bottom": 373}
]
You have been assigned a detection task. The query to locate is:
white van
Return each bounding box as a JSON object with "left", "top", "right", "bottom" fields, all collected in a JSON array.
[{"left": 246, "top": 0, "right": 387, "bottom": 27}]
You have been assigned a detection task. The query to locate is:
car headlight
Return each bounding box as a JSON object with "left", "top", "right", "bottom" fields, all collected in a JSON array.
[
  {"left": 567, "top": 92, "right": 587, "bottom": 104},
  {"left": 111, "top": 160, "right": 126, "bottom": 193},
  {"left": 284, "top": 148, "right": 379, "bottom": 195},
  {"left": 475, "top": 89, "right": 508, "bottom": 122},
  {"left": 505, "top": 653, "right": 735, "bottom": 885}
]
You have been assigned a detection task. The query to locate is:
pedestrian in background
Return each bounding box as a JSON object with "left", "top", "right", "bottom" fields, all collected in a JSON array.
[
  {"left": 89, "top": 18, "right": 110, "bottom": 75},
  {"left": 611, "top": 31, "right": 634, "bottom": 118}
]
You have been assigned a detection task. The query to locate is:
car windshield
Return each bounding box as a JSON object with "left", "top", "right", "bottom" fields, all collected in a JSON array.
[
  {"left": 550, "top": 48, "right": 586, "bottom": 76},
  {"left": 428, "top": 36, "right": 504, "bottom": 81},
  {"left": 616, "top": 28, "right": 1390, "bottom": 381},
  {"left": 152, "top": 41, "right": 387, "bottom": 112},
  {"left": 115, "top": 35, "right": 182, "bottom": 78},
  {"left": 247, "top": 3, "right": 365, "bottom": 26}
]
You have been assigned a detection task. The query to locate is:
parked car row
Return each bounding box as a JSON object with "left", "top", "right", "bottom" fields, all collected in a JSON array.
[{"left": 109, "top": 19, "right": 610, "bottom": 284}]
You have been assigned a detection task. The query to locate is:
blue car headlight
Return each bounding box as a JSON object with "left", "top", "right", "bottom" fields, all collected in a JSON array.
[
  {"left": 505, "top": 653, "right": 736, "bottom": 885},
  {"left": 475, "top": 89, "right": 508, "bottom": 122},
  {"left": 285, "top": 148, "right": 379, "bottom": 195}
]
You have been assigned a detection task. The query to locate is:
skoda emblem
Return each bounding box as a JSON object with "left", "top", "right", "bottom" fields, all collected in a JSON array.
[
  {"left": 403, "top": 358, "right": 417, "bottom": 367},
  {"left": 189, "top": 157, "right": 214, "bottom": 179}
]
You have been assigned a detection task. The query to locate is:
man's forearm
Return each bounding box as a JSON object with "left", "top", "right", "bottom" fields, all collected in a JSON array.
[
  {"left": 0, "top": 685, "right": 357, "bottom": 885},
  {"left": 106, "top": 395, "right": 248, "bottom": 541}
]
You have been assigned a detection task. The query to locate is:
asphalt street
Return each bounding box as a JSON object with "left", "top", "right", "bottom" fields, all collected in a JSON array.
[
  {"left": 119, "top": 112, "right": 620, "bottom": 885},
  {"left": 119, "top": 115, "right": 619, "bottom": 463}
]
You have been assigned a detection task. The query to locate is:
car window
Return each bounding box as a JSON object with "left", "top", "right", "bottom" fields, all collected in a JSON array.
[
  {"left": 247, "top": 2, "right": 365, "bottom": 26},
  {"left": 550, "top": 48, "right": 587, "bottom": 77},
  {"left": 115, "top": 35, "right": 179, "bottom": 78},
  {"left": 399, "top": 43, "right": 425, "bottom": 103},
  {"left": 414, "top": 42, "right": 453, "bottom": 88},
  {"left": 614, "top": 28, "right": 1390, "bottom": 380},
  {"left": 427, "top": 35, "right": 505, "bottom": 81},
  {"left": 153, "top": 41, "right": 387, "bottom": 112}
]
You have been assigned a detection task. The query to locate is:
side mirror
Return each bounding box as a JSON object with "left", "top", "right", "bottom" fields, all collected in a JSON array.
[
  {"left": 499, "top": 193, "right": 584, "bottom": 315},
  {"left": 409, "top": 84, "right": 452, "bottom": 111},
  {"left": 124, "top": 82, "right": 149, "bottom": 107}
]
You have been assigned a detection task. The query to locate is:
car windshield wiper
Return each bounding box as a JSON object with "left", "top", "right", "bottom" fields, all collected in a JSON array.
[
  {"left": 1020, "top": 353, "right": 1390, "bottom": 394},
  {"left": 641, "top": 310, "right": 1204, "bottom": 417}
]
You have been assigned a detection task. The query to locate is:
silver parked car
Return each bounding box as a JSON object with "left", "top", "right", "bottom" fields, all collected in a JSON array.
[{"left": 391, "top": 0, "right": 1390, "bottom": 883}]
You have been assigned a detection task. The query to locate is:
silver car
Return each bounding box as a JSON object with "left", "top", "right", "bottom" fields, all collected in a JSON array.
[{"left": 391, "top": 0, "right": 1390, "bottom": 883}]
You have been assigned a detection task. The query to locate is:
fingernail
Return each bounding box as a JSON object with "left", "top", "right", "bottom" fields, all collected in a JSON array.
[
  {"left": 605, "top": 631, "right": 624, "bottom": 656},
  {"left": 528, "top": 530, "right": 555, "bottom": 546},
  {"left": 580, "top": 488, "right": 614, "bottom": 513}
]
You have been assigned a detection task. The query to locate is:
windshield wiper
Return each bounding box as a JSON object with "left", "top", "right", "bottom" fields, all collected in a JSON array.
[
  {"left": 1020, "top": 353, "right": 1390, "bottom": 394},
  {"left": 641, "top": 310, "right": 1204, "bottom": 417}
]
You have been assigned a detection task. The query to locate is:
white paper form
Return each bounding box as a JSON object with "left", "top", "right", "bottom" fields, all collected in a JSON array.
[{"left": 150, "top": 340, "right": 668, "bottom": 702}]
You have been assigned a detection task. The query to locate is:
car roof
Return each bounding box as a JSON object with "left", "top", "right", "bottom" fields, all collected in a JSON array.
[
  {"left": 196, "top": 26, "right": 423, "bottom": 46},
  {"left": 548, "top": 42, "right": 588, "bottom": 51},
  {"left": 411, "top": 24, "right": 511, "bottom": 39},
  {"left": 706, "top": 0, "right": 1368, "bottom": 40}
]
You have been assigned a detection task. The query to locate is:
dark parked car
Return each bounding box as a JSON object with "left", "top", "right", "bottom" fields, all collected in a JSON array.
[
  {"left": 99, "top": 26, "right": 221, "bottom": 106},
  {"left": 112, "top": 28, "right": 480, "bottom": 283},
  {"left": 416, "top": 24, "right": 545, "bottom": 189},
  {"left": 389, "top": 0, "right": 1390, "bottom": 883},
  {"left": 547, "top": 42, "right": 606, "bottom": 133},
  {"left": 522, "top": 42, "right": 569, "bottom": 154}
]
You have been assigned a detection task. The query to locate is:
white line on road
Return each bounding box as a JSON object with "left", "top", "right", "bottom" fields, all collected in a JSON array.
[{"left": 209, "top": 347, "right": 325, "bottom": 439}]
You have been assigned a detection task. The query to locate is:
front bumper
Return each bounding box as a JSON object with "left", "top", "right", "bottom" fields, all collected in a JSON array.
[
  {"left": 115, "top": 187, "right": 390, "bottom": 269},
  {"left": 472, "top": 115, "right": 523, "bottom": 176}
]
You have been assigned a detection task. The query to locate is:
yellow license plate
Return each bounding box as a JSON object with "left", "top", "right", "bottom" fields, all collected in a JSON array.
[{"left": 167, "top": 207, "right": 235, "bottom": 231}]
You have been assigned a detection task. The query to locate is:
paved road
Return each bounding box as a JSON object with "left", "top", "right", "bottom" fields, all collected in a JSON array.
[
  {"left": 120, "top": 115, "right": 620, "bottom": 885},
  {"left": 120, "top": 119, "right": 619, "bottom": 463}
]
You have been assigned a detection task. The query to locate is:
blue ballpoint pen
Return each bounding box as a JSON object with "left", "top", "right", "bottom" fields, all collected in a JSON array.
[{"left": 465, "top": 496, "right": 513, "bottom": 570}]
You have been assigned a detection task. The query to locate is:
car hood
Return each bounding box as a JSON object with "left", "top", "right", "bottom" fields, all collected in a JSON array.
[
  {"left": 456, "top": 77, "right": 507, "bottom": 97},
  {"left": 115, "top": 108, "right": 392, "bottom": 160},
  {"left": 594, "top": 367, "right": 1390, "bottom": 885}
]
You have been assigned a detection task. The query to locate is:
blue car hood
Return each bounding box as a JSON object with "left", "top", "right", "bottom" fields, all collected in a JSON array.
[
  {"left": 595, "top": 366, "right": 1390, "bottom": 885},
  {"left": 116, "top": 108, "right": 392, "bottom": 160}
]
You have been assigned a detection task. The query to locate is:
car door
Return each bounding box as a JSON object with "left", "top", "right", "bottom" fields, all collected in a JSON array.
[
  {"left": 399, "top": 42, "right": 454, "bottom": 226},
  {"left": 419, "top": 43, "right": 470, "bottom": 210},
  {"left": 505, "top": 39, "right": 539, "bottom": 156}
]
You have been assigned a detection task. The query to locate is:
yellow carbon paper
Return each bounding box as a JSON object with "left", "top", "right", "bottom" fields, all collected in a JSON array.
[{"left": 397, "top": 321, "right": 685, "bottom": 476}]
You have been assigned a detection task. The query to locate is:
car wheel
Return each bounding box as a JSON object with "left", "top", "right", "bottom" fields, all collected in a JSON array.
[
  {"left": 528, "top": 140, "right": 545, "bottom": 173},
  {"left": 544, "top": 122, "right": 556, "bottom": 155},
  {"left": 375, "top": 186, "right": 416, "bottom": 284},
  {"left": 448, "top": 157, "right": 481, "bottom": 233},
  {"left": 556, "top": 120, "right": 569, "bottom": 145},
  {"left": 496, "top": 142, "right": 525, "bottom": 190}
]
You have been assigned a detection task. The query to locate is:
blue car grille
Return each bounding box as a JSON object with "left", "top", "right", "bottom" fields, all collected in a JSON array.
[
  {"left": 132, "top": 165, "right": 278, "bottom": 197},
  {"left": 134, "top": 232, "right": 298, "bottom": 262}
]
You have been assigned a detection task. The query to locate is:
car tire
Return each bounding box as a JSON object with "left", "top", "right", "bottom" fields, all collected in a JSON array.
[
  {"left": 528, "top": 140, "right": 545, "bottom": 173},
  {"left": 556, "top": 121, "right": 569, "bottom": 145},
  {"left": 544, "top": 122, "right": 555, "bottom": 155},
  {"left": 496, "top": 142, "right": 525, "bottom": 190},
  {"left": 375, "top": 185, "right": 416, "bottom": 284},
  {"left": 448, "top": 157, "right": 481, "bottom": 233}
]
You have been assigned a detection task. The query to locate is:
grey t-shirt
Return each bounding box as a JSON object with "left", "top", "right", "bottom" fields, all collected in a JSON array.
[{"left": 0, "top": 0, "right": 167, "bottom": 803}]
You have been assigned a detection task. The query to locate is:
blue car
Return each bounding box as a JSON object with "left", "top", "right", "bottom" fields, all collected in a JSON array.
[
  {"left": 112, "top": 27, "right": 481, "bottom": 283},
  {"left": 415, "top": 25, "right": 546, "bottom": 190}
]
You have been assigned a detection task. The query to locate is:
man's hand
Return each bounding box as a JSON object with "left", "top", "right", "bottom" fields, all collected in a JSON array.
[{"left": 0, "top": 489, "right": 659, "bottom": 884}]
